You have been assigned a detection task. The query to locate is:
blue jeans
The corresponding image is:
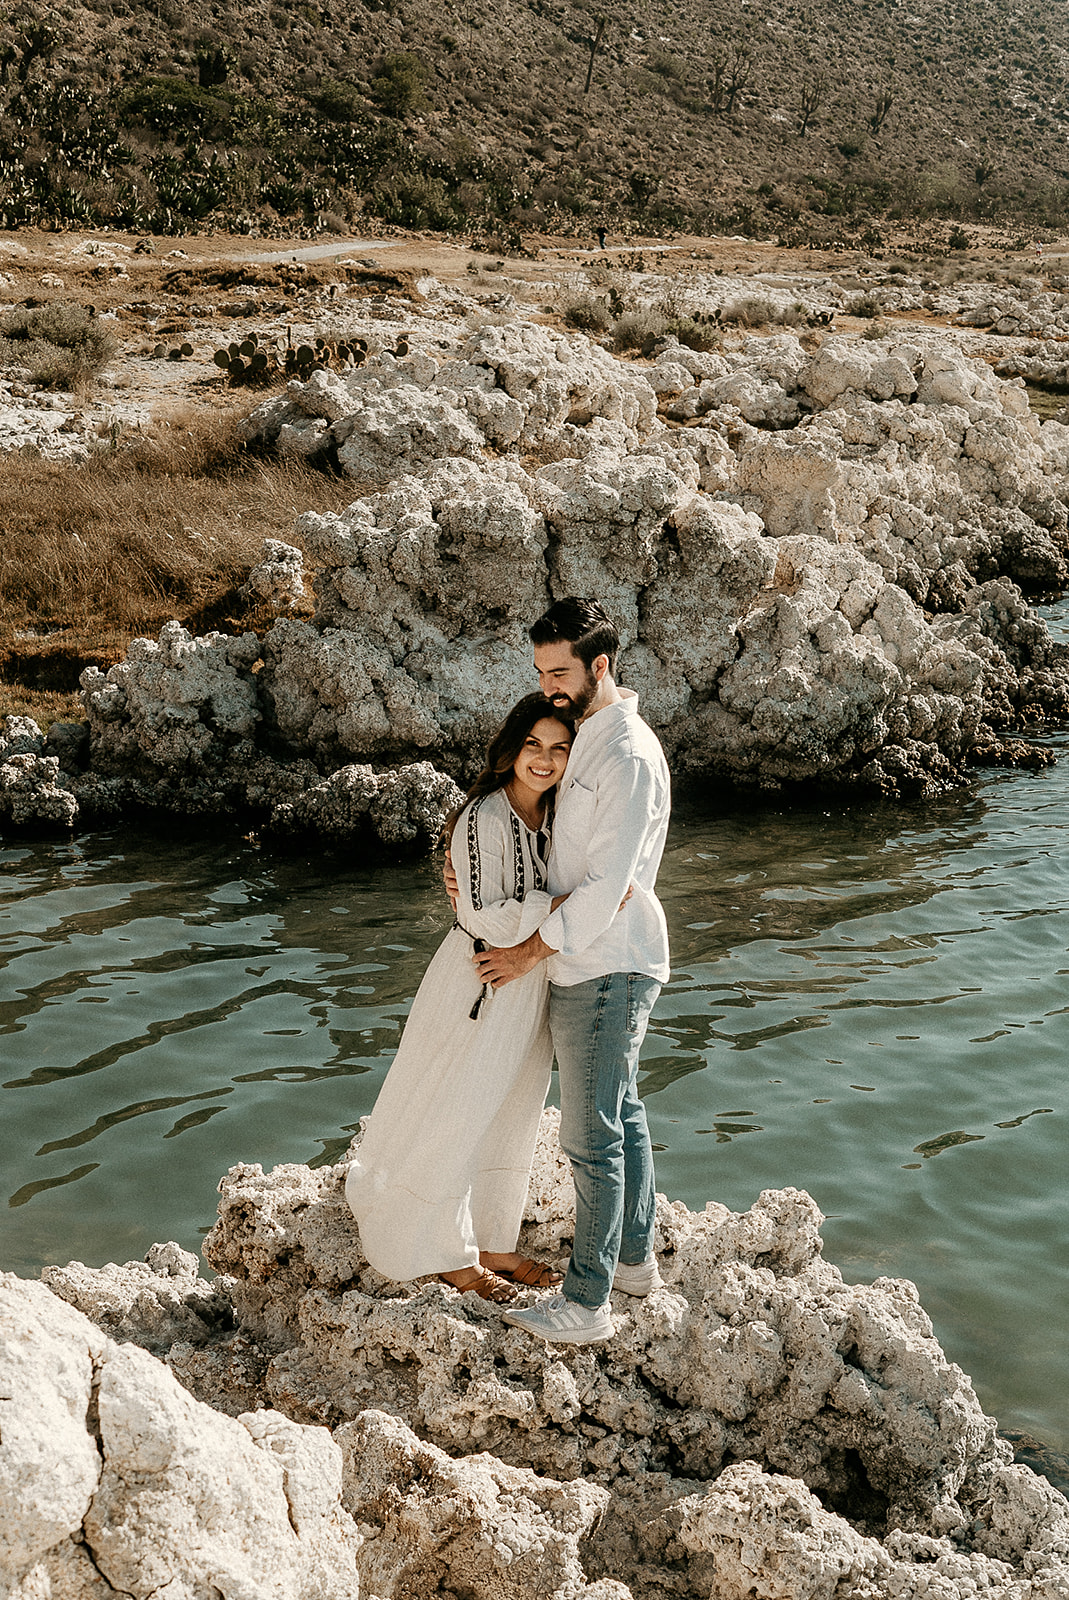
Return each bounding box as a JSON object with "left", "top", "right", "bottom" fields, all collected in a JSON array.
[{"left": 550, "top": 972, "right": 660, "bottom": 1308}]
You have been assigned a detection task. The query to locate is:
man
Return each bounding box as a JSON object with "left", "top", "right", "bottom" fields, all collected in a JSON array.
[{"left": 470, "top": 596, "right": 671, "bottom": 1344}]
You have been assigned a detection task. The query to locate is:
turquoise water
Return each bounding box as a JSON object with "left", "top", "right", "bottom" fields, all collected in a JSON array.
[{"left": 2, "top": 737, "right": 1068, "bottom": 1475}]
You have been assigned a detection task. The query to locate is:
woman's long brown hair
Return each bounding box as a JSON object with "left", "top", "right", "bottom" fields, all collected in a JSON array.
[{"left": 442, "top": 693, "right": 575, "bottom": 844}]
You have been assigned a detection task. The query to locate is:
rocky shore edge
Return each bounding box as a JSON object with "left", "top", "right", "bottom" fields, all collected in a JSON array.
[
  {"left": 6, "top": 269, "right": 1069, "bottom": 846},
  {"left": 2, "top": 1110, "right": 1067, "bottom": 1600}
]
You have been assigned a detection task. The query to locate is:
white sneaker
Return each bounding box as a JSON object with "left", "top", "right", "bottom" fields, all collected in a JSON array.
[
  {"left": 612, "top": 1256, "right": 664, "bottom": 1297},
  {"left": 503, "top": 1293, "right": 614, "bottom": 1344}
]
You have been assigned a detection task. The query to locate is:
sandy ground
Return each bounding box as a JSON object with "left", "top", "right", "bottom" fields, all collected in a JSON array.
[
  {"left": 0, "top": 221, "right": 1064, "bottom": 419},
  {"left": 0, "top": 219, "right": 1063, "bottom": 440}
]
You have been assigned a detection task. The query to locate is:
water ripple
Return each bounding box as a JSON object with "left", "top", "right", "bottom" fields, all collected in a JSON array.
[{"left": 2, "top": 754, "right": 1069, "bottom": 1466}]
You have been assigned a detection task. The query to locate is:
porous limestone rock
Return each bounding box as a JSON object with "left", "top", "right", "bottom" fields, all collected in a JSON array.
[
  {"left": 84, "top": 1345, "right": 361, "bottom": 1600},
  {"left": 240, "top": 320, "right": 658, "bottom": 481},
  {"left": 80, "top": 620, "right": 262, "bottom": 776},
  {"left": 67, "top": 617, "right": 463, "bottom": 848},
  {"left": 0, "top": 749, "right": 77, "bottom": 828},
  {"left": 0, "top": 1277, "right": 104, "bottom": 1581},
  {"left": 243, "top": 537, "right": 307, "bottom": 611},
  {"left": 196, "top": 1118, "right": 1008, "bottom": 1529},
  {"left": 27, "top": 1108, "right": 1069, "bottom": 1600},
  {"left": 6, "top": 313, "right": 1069, "bottom": 839},
  {"left": 263, "top": 758, "right": 464, "bottom": 848},
  {"left": 0, "top": 1274, "right": 362, "bottom": 1600},
  {"left": 723, "top": 333, "right": 1069, "bottom": 607},
  {"left": 0, "top": 714, "right": 43, "bottom": 760},
  {"left": 676, "top": 1461, "right": 1034, "bottom": 1600},
  {"left": 43, "top": 1241, "right": 233, "bottom": 1356},
  {"left": 339, "top": 1407, "right": 613, "bottom": 1600}
]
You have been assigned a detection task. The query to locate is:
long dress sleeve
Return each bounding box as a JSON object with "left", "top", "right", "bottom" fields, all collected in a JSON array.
[{"left": 452, "top": 795, "right": 553, "bottom": 947}]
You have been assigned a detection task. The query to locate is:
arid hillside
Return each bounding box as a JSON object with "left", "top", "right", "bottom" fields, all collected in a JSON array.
[{"left": 2, "top": 0, "right": 1069, "bottom": 241}]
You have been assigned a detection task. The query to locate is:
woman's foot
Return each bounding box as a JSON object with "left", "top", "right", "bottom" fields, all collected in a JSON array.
[
  {"left": 480, "top": 1252, "right": 564, "bottom": 1289},
  {"left": 438, "top": 1266, "right": 518, "bottom": 1303}
]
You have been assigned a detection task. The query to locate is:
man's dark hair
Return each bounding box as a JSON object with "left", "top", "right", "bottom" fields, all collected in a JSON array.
[{"left": 529, "top": 597, "right": 619, "bottom": 673}]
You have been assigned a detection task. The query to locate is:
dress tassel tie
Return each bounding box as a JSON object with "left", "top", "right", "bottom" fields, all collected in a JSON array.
[{"left": 454, "top": 921, "right": 491, "bottom": 1020}]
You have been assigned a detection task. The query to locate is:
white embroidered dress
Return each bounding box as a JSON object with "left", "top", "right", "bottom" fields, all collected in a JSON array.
[{"left": 345, "top": 787, "right": 555, "bottom": 1280}]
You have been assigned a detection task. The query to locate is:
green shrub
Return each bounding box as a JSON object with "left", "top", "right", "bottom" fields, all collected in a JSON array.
[
  {"left": 646, "top": 46, "right": 685, "bottom": 81},
  {"left": 370, "top": 52, "right": 428, "bottom": 117},
  {"left": 860, "top": 319, "right": 892, "bottom": 340},
  {"left": 612, "top": 308, "right": 667, "bottom": 350},
  {"left": 666, "top": 316, "right": 720, "bottom": 352},
  {"left": 371, "top": 173, "right": 460, "bottom": 230},
  {"left": 308, "top": 79, "right": 366, "bottom": 121},
  {"left": 612, "top": 307, "right": 720, "bottom": 353},
  {"left": 0, "top": 302, "right": 117, "bottom": 389},
  {"left": 118, "top": 76, "right": 232, "bottom": 137},
  {"left": 837, "top": 134, "right": 867, "bottom": 160}
]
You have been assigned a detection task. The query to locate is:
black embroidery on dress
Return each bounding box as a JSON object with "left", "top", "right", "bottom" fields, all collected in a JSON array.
[
  {"left": 467, "top": 799, "right": 483, "bottom": 909},
  {"left": 532, "top": 829, "right": 547, "bottom": 891},
  {"left": 510, "top": 812, "right": 525, "bottom": 900}
]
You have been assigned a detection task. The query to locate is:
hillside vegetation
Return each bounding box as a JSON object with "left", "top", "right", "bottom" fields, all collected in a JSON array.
[{"left": 1, "top": 0, "right": 1067, "bottom": 242}]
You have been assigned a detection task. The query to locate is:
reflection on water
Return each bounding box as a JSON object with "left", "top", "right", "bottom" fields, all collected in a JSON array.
[{"left": 2, "top": 748, "right": 1068, "bottom": 1474}]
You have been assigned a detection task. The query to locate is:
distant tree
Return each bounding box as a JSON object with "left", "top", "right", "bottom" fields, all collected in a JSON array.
[
  {"left": 708, "top": 40, "right": 752, "bottom": 113},
  {"left": 583, "top": 13, "right": 608, "bottom": 96},
  {"left": 797, "top": 68, "right": 827, "bottom": 135},
  {"left": 628, "top": 169, "right": 660, "bottom": 210},
  {"left": 869, "top": 77, "right": 894, "bottom": 133},
  {"left": 370, "top": 51, "right": 428, "bottom": 116},
  {"left": 196, "top": 46, "right": 230, "bottom": 89}
]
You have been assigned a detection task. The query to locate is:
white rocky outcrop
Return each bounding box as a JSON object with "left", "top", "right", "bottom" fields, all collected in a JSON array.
[
  {"left": 0, "top": 1275, "right": 362, "bottom": 1600},
  {"left": 43, "top": 1240, "right": 232, "bottom": 1356},
  {"left": 339, "top": 1407, "right": 616, "bottom": 1600},
  {"left": 7, "top": 311, "right": 1069, "bottom": 835},
  {"left": 675, "top": 1461, "right": 1043, "bottom": 1600},
  {"left": 240, "top": 321, "right": 660, "bottom": 478},
  {"left": 14, "top": 1111, "right": 1068, "bottom": 1600},
  {"left": 80, "top": 620, "right": 263, "bottom": 775},
  {"left": 243, "top": 537, "right": 307, "bottom": 611}
]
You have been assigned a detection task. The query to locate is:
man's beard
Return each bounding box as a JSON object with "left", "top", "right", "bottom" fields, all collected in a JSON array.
[{"left": 549, "top": 667, "right": 599, "bottom": 719}]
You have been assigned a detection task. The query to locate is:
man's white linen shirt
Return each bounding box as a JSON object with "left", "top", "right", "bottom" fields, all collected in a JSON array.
[{"left": 538, "top": 690, "right": 671, "bottom": 986}]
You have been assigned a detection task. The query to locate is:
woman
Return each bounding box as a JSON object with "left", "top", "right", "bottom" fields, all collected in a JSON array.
[{"left": 345, "top": 693, "right": 575, "bottom": 1302}]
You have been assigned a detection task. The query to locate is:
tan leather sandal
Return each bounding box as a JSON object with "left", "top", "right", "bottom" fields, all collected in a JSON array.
[
  {"left": 495, "top": 1258, "right": 564, "bottom": 1289},
  {"left": 438, "top": 1267, "right": 518, "bottom": 1303}
]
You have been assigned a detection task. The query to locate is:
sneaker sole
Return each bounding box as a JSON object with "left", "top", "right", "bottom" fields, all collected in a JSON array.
[
  {"left": 527, "top": 1325, "right": 614, "bottom": 1345},
  {"left": 503, "top": 1314, "right": 614, "bottom": 1344}
]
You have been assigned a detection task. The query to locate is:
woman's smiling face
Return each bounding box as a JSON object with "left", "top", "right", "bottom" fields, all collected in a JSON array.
[{"left": 512, "top": 716, "right": 573, "bottom": 797}]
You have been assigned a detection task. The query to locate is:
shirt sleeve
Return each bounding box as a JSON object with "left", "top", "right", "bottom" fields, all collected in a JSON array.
[
  {"left": 452, "top": 799, "right": 554, "bottom": 947},
  {"left": 538, "top": 755, "right": 661, "bottom": 957}
]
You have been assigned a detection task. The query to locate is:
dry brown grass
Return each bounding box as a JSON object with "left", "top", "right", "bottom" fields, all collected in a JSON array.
[{"left": 0, "top": 405, "right": 362, "bottom": 727}]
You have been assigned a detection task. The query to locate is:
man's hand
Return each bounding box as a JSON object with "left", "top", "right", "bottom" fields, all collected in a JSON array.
[
  {"left": 443, "top": 848, "right": 458, "bottom": 909},
  {"left": 474, "top": 931, "right": 551, "bottom": 989}
]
